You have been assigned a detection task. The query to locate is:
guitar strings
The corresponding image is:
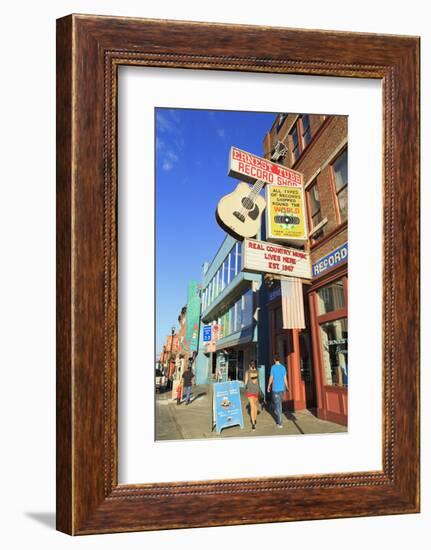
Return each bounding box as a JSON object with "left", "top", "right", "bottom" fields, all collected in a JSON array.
[{"left": 238, "top": 179, "right": 265, "bottom": 219}]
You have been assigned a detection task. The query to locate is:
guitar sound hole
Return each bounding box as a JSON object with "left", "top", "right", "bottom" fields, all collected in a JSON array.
[
  {"left": 233, "top": 211, "right": 246, "bottom": 222},
  {"left": 241, "top": 197, "right": 254, "bottom": 210},
  {"left": 248, "top": 204, "right": 260, "bottom": 220}
]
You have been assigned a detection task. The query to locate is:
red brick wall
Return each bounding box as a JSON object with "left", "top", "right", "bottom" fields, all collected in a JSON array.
[
  {"left": 263, "top": 113, "right": 348, "bottom": 425},
  {"left": 310, "top": 227, "right": 348, "bottom": 265},
  {"left": 264, "top": 113, "right": 348, "bottom": 248}
]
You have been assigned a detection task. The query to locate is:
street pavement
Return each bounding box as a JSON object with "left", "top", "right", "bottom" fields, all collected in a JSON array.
[{"left": 155, "top": 384, "right": 347, "bottom": 440}]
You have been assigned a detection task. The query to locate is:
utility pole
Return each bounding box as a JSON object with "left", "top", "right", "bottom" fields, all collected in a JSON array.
[{"left": 168, "top": 326, "right": 175, "bottom": 390}]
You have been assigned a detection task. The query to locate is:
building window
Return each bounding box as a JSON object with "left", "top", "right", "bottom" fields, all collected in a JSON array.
[
  {"left": 317, "top": 281, "right": 345, "bottom": 315},
  {"left": 301, "top": 114, "right": 311, "bottom": 147},
  {"left": 291, "top": 126, "right": 300, "bottom": 162},
  {"left": 277, "top": 113, "right": 287, "bottom": 132},
  {"left": 228, "top": 245, "right": 235, "bottom": 283},
  {"left": 226, "top": 349, "right": 244, "bottom": 382},
  {"left": 219, "top": 304, "right": 231, "bottom": 338},
  {"left": 332, "top": 148, "right": 348, "bottom": 223},
  {"left": 211, "top": 278, "right": 215, "bottom": 303},
  {"left": 320, "top": 318, "right": 348, "bottom": 387},
  {"left": 306, "top": 180, "right": 322, "bottom": 230},
  {"left": 206, "top": 240, "right": 242, "bottom": 306},
  {"left": 299, "top": 331, "right": 314, "bottom": 383},
  {"left": 218, "top": 267, "right": 223, "bottom": 295},
  {"left": 230, "top": 303, "right": 236, "bottom": 332},
  {"left": 236, "top": 300, "right": 243, "bottom": 330},
  {"left": 217, "top": 289, "right": 253, "bottom": 340},
  {"left": 222, "top": 259, "right": 228, "bottom": 289},
  {"left": 242, "top": 289, "right": 253, "bottom": 328},
  {"left": 214, "top": 271, "right": 219, "bottom": 298},
  {"left": 289, "top": 115, "right": 313, "bottom": 163},
  {"left": 314, "top": 277, "right": 348, "bottom": 387},
  {"left": 236, "top": 241, "right": 242, "bottom": 275}
]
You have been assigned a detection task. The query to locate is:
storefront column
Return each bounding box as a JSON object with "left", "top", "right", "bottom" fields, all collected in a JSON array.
[
  {"left": 308, "top": 292, "right": 324, "bottom": 414},
  {"left": 290, "top": 329, "right": 306, "bottom": 410}
]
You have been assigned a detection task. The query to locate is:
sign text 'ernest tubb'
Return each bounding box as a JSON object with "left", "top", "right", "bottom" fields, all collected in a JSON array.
[{"left": 228, "top": 146, "right": 302, "bottom": 187}]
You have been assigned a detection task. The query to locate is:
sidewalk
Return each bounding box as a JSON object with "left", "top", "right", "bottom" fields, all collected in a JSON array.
[{"left": 156, "top": 384, "right": 347, "bottom": 440}]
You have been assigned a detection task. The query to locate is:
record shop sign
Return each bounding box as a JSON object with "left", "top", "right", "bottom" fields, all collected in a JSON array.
[
  {"left": 228, "top": 146, "right": 303, "bottom": 187},
  {"left": 312, "top": 243, "right": 348, "bottom": 277},
  {"left": 243, "top": 238, "right": 311, "bottom": 279}
]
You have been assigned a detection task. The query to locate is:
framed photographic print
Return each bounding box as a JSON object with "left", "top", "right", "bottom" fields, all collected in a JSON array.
[{"left": 56, "top": 14, "right": 420, "bottom": 535}]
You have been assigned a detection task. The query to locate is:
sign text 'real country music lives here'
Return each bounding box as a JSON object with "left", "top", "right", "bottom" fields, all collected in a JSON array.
[
  {"left": 242, "top": 238, "right": 311, "bottom": 279},
  {"left": 228, "top": 146, "right": 303, "bottom": 187}
]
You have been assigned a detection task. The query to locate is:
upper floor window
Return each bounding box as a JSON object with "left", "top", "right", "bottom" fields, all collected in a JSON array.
[
  {"left": 204, "top": 240, "right": 243, "bottom": 309},
  {"left": 218, "top": 266, "right": 223, "bottom": 295},
  {"left": 277, "top": 113, "right": 287, "bottom": 132},
  {"left": 214, "top": 271, "right": 219, "bottom": 298},
  {"left": 301, "top": 114, "right": 311, "bottom": 147},
  {"left": 236, "top": 241, "right": 242, "bottom": 275},
  {"left": 306, "top": 180, "right": 322, "bottom": 230},
  {"left": 203, "top": 289, "right": 207, "bottom": 311},
  {"left": 332, "top": 149, "right": 348, "bottom": 223},
  {"left": 292, "top": 126, "right": 300, "bottom": 162},
  {"left": 289, "top": 114, "right": 313, "bottom": 163},
  {"left": 222, "top": 259, "right": 228, "bottom": 289}
]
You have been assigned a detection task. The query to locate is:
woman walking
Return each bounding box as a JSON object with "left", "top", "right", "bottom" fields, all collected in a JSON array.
[{"left": 244, "top": 360, "right": 259, "bottom": 430}]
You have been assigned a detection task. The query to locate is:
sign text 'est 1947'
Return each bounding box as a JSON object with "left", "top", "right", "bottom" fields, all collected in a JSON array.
[{"left": 242, "top": 238, "right": 311, "bottom": 279}]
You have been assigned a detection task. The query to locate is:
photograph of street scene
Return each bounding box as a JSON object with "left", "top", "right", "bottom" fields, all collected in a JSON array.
[{"left": 155, "top": 108, "right": 348, "bottom": 440}]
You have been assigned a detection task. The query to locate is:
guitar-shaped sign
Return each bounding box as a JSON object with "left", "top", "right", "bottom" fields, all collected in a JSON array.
[
  {"left": 216, "top": 141, "right": 288, "bottom": 240},
  {"left": 216, "top": 179, "right": 266, "bottom": 240}
]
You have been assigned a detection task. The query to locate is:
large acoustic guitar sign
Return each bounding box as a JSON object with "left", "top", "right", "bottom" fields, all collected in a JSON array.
[
  {"left": 216, "top": 143, "right": 293, "bottom": 240},
  {"left": 216, "top": 179, "right": 266, "bottom": 240}
]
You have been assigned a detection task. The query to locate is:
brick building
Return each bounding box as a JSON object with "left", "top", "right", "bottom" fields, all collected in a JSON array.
[
  {"left": 161, "top": 332, "right": 179, "bottom": 380},
  {"left": 175, "top": 305, "right": 191, "bottom": 380},
  {"left": 261, "top": 113, "right": 348, "bottom": 425}
]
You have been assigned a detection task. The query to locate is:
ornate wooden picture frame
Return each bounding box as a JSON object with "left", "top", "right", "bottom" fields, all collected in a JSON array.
[{"left": 56, "top": 14, "right": 420, "bottom": 535}]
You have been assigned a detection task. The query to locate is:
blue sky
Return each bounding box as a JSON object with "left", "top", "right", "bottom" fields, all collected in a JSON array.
[{"left": 155, "top": 107, "right": 277, "bottom": 354}]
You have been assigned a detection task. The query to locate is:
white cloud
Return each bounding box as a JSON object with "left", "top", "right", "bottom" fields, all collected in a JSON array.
[
  {"left": 156, "top": 109, "right": 183, "bottom": 171},
  {"left": 166, "top": 150, "right": 179, "bottom": 162},
  {"left": 162, "top": 159, "right": 174, "bottom": 171},
  {"left": 156, "top": 137, "right": 165, "bottom": 151},
  {"left": 156, "top": 111, "right": 176, "bottom": 134},
  {"left": 168, "top": 109, "right": 181, "bottom": 123}
]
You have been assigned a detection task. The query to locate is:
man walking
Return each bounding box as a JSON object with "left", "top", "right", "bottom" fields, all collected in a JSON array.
[
  {"left": 182, "top": 366, "right": 194, "bottom": 405},
  {"left": 267, "top": 354, "right": 288, "bottom": 428}
]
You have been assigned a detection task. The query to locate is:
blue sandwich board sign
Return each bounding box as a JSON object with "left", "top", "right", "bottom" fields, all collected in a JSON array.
[
  {"left": 203, "top": 325, "right": 212, "bottom": 342},
  {"left": 213, "top": 381, "right": 244, "bottom": 433}
]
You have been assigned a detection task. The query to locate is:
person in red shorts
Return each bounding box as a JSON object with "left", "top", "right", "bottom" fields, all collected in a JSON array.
[
  {"left": 244, "top": 360, "right": 259, "bottom": 430},
  {"left": 176, "top": 382, "right": 182, "bottom": 405}
]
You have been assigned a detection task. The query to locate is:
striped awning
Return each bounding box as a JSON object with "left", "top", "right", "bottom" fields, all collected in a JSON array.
[{"left": 281, "top": 277, "right": 305, "bottom": 329}]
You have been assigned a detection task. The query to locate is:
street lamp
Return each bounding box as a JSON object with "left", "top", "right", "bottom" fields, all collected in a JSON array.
[{"left": 168, "top": 326, "right": 175, "bottom": 389}]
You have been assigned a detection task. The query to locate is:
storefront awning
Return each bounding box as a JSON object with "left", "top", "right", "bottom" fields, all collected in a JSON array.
[
  {"left": 215, "top": 325, "right": 255, "bottom": 350},
  {"left": 201, "top": 271, "right": 261, "bottom": 324}
]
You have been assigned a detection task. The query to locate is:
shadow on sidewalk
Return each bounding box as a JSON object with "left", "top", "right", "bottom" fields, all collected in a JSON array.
[
  {"left": 262, "top": 402, "right": 305, "bottom": 434},
  {"left": 189, "top": 391, "right": 207, "bottom": 403},
  {"left": 284, "top": 411, "right": 305, "bottom": 434}
]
